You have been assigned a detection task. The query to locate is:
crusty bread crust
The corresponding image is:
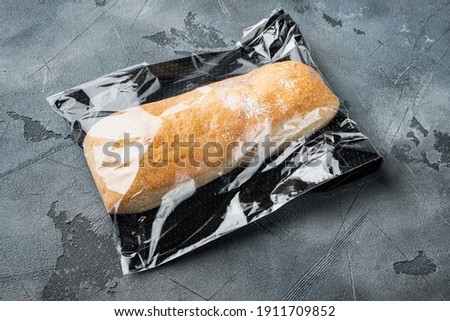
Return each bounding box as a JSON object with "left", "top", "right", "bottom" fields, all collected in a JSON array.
[{"left": 84, "top": 61, "right": 339, "bottom": 214}]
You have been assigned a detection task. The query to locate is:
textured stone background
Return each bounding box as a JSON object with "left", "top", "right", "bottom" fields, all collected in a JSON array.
[{"left": 1, "top": 0, "right": 449, "bottom": 300}]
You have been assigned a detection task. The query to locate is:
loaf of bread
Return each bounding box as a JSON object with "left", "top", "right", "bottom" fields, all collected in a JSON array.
[{"left": 83, "top": 61, "right": 339, "bottom": 214}]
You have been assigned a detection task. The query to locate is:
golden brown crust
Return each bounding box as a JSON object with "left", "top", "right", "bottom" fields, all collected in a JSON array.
[{"left": 84, "top": 61, "right": 339, "bottom": 214}]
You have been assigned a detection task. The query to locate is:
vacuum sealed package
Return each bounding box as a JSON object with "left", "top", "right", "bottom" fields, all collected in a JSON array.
[{"left": 47, "top": 9, "right": 383, "bottom": 274}]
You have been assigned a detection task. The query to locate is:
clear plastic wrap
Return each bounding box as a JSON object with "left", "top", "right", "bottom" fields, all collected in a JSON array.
[{"left": 47, "top": 9, "right": 382, "bottom": 274}]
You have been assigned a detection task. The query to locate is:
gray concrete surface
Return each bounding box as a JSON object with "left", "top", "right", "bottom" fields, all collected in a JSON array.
[{"left": 1, "top": 0, "right": 449, "bottom": 300}]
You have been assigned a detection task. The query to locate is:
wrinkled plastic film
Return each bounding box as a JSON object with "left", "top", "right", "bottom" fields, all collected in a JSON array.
[{"left": 47, "top": 9, "right": 382, "bottom": 274}]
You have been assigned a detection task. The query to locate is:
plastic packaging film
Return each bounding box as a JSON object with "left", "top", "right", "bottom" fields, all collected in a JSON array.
[{"left": 47, "top": 9, "right": 383, "bottom": 274}]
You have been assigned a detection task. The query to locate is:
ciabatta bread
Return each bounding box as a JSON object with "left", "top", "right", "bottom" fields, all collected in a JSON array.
[{"left": 84, "top": 61, "right": 339, "bottom": 214}]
